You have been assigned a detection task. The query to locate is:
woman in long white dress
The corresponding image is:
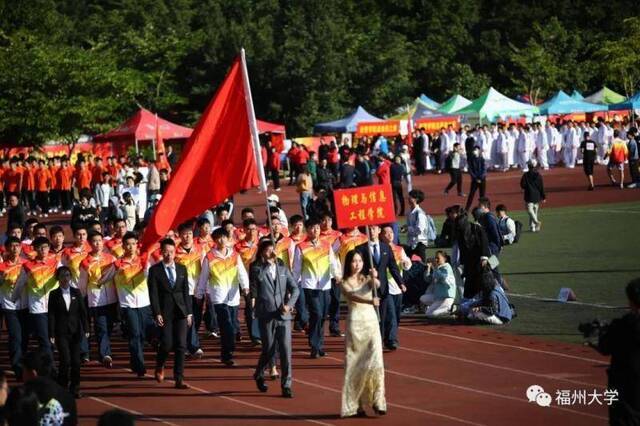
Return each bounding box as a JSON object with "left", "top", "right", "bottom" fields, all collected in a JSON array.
[{"left": 340, "top": 250, "right": 387, "bottom": 418}]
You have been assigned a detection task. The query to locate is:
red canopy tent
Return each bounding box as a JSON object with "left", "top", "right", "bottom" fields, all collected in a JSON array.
[
  {"left": 92, "top": 108, "right": 193, "bottom": 156},
  {"left": 256, "top": 119, "right": 286, "bottom": 152}
]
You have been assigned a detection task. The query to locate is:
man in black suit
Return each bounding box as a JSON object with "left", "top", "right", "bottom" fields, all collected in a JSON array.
[
  {"left": 354, "top": 225, "right": 404, "bottom": 350},
  {"left": 48, "top": 266, "right": 89, "bottom": 398},
  {"left": 338, "top": 159, "right": 355, "bottom": 188},
  {"left": 148, "top": 238, "right": 192, "bottom": 389}
]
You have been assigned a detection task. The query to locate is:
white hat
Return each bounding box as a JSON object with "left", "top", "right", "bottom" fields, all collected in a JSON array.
[{"left": 267, "top": 194, "right": 279, "bottom": 204}]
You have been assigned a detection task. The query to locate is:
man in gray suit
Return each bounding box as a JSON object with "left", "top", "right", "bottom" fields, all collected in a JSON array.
[{"left": 250, "top": 238, "right": 299, "bottom": 398}]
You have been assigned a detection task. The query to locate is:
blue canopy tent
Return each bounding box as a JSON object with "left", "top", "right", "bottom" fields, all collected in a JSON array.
[
  {"left": 538, "top": 91, "right": 608, "bottom": 115},
  {"left": 608, "top": 92, "right": 640, "bottom": 111},
  {"left": 313, "top": 105, "right": 382, "bottom": 133},
  {"left": 412, "top": 102, "right": 449, "bottom": 120},
  {"left": 418, "top": 94, "right": 441, "bottom": 109},
  {"left": 570, "top": 90, "right": 584, "bottom": 100}
]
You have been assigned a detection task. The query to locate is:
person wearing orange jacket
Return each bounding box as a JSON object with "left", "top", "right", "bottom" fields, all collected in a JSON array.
[
  {"left": 76, "top": 159, "right": 92, "bottom": 194},
  {"left": 57, "top": 157, "right": 74, "bottom": 214},
  {"left": 22, "top": 157, "right": 38, "bottom": 215},
  {"left": 34, "top": 159, "right": 51, "bottom": 217},
  {"left": 49, "top": 157, "right": 61, "bottom": 213},
  {"left": 3, "top": 159, "right": 23, "bottom": 203}
]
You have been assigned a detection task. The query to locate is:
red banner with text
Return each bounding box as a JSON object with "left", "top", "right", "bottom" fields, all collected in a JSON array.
[
  {"left": 333, "top": 184, "right": 396, "bottom": 229},
  {"left": 414, "top": 116, "right": 461, "bottom": 132},
  {"left": 356, "top": 120, "right": 402, "bottom": 137}
]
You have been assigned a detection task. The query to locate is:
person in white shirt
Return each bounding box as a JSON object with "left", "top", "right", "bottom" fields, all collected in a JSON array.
[
  {"left": 545, "top": 122, "right": 560, "bottom": 166},
  {"left": 596, "top": 119, "right": 611, "bottom": 164},
  {"left": 291, "top": 218, "right": 341, "bottom": 358},
  {"left": 507, "top": 125, "right": 519, "bottom": 167},
  {"left": 534, "top": 123, "right": 549, "bottom": 170},
  {"left": 196, "top": 227, "right": 249, "bottom": 366},
  {"left": 517, "top": 125, "right": 533, "bottom": 170},
  {"left": 401, "top": 189, "right": 436, "bottom": 264},
  {"left": 496, "top": 125, "right": 510, "bottom": 172},
  {"left": 495, "top": 204, "right": 517, "bottom": 245},
  {"left": 563, "top": 121, "right": 581, "bottom": 168}
]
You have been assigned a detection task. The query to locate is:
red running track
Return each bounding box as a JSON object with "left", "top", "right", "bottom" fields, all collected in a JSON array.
[{"left": 0, "top": 166, "right": 636, "bottom": 425}]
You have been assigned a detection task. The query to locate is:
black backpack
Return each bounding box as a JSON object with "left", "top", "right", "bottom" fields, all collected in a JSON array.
[{"left": 512, "top": 220, "right": 524, "bottom": 243}]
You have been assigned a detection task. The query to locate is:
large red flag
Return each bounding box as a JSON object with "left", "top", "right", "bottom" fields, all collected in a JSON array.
[{"left": 141, "top": 56, "right": 260, "bottom": 250}]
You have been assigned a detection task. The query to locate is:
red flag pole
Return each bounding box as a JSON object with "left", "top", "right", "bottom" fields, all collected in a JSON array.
[{"left": 240, "top": 48, "right": 274, "bottom": 239}]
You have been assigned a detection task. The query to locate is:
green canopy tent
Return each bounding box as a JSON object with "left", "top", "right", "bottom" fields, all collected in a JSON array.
[
  {"left": 388, "top": 97, "right": 438, "bottom": 120},
  {"left": 437, "top": 94, "right": 471, "bottom": 114},
  {"left": 583, "top": 87, "right": 626, "bottom": 105},
  {"left": 454, "top": 87, "right": 538, "bottom": 123}
]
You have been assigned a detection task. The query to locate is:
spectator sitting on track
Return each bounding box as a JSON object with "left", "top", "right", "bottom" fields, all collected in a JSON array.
[
  {"left": 466, "top": 270, "right": 513, "bottom": 325},
  {"left": 419, "top": 251, "right": 456, "bottom": 318},
  {"left": 495, "top": 204, "right": 516, "bottom": 245}
]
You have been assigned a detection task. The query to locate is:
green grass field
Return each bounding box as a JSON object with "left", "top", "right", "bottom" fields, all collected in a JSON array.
[{"left": 431, "top": 201, "right": 640, "bottom": 344}]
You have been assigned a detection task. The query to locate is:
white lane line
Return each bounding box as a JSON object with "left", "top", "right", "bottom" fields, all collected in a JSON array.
[
  {"left": 297, "top": 352, "right": 607, "bottom": 422},
  {"left": 381, "top": 367, "right": 607, "bottom": 422},
  {"left": 91, "top": 367, "right": 335, "bottom": 426},
  {"left": 89, "top": 396, "right": 180, "bottom": 426},
  {"left": 292, "top": 377, "right": 486, "bottom": 426},
  {"left": 186, "top": 383, "right": 335, "bottom": 426},
  {"left": 399, "top": 326, "right": 608, "bottom": 365},
  {"left": 396, "top": 345, "right": 602, "bottom": 387},
  {"left": 509, "top": 292, "right": 626, "bottom": 309}
]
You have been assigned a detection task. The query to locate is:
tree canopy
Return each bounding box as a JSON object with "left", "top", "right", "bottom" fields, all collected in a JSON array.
[{"left": 0, "top": 0, "right": 638, "bottom": 144}]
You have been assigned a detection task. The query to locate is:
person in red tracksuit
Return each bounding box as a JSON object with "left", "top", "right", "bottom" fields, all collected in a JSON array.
[
  {"left": 34, "top": 159, "right": 51, "bottom": 217},
  {"left": 267, "top": 147, "right": 281, "bottom": 191}
]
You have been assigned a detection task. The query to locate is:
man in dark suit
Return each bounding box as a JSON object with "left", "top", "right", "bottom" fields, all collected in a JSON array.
[
  {"left": 338, "top": 159, "right": 355, "bottom": 188},
  {"left": 354, "top": 225, "right": 404, "bottom": 350},
  {"left": 48, "top": 266, "right": 89, "bottom": 398},
  {"left": 250, "top": 238, "right": 299, "bottom": 398},
  {"left": 148, "top": 238, "right": 192, "bottom": 389}
]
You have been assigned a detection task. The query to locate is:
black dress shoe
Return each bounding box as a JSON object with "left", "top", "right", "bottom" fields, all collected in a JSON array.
[
  {"left": 282, "top": 387, "right": 293, "bottom": 398},
  {"left": 386, "top": 343, "right": 398, "bottom": 351},
  {"left": 310, "top": 351, "right": 319, "bottom": 359},
  {"left": 255, "top": 377, "right": 268, "bottom": 393},
  {"left": 318, "top": 350, "right": 327, "bottom": 357},
  {"left": 222, "top": 359, "right": 235, "bottom": 367},
  {"left": 175, "top": 380, "right": 189, "bottom": 389},
  {"left": 329, "top": 330, "right": 345, "bottom": 337}
]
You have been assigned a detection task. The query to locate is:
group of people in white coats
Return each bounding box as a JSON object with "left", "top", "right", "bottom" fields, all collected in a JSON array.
[{"left": 416, "top": 118, "right": 630, "bottom": 173}]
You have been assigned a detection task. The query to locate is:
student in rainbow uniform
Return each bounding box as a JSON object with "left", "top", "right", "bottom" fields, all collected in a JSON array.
[
  {"left": 175, "top": 221, "right": 205, "bottom": 359},
  {"left": 292, "top": 218, "right": 342, "bottom": 358},
  {"left": 196, "top": 227, "right": 249, "bottom": 366},
  {"left": 114, "top": 231, "right": 155, "bottom": 377},
  {"left": 320, "top": 213, "right": 344, "bottom": 337},
  {"left": 105, "top": 218, "right": 128, "bottom": 258},
  {"left": 78, "top": 231, "right": 117, "bottom": 368},
  {"left": 287, "top": 215, "right": 308, "bottom": 331},
  {"left": 0, "top": 237, "right": 28, "bottom": 378},
  {"left": 234, "top": 218, "right": 261, "bottom": 344},
  {"left": 271, "top": 217, "right": 295, "bottom": 269},
  {"left": 49, "top": 226, "right": 66, "bottom": 261},
  {"left": 13, "top": 237, "right": 61, "bottom": 356},
  {"left": 380, "top": 224, "right": 411, "bottom": 350}
]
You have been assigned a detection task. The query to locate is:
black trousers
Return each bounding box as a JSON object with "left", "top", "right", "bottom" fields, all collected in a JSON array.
[
  {"left": 36, "top": 191, "right": 49, "bottom": 214},
  {"left": 465, "top": 179, "right": 486, "bottom": 211},
  {"left": 629, "top": 159, "right": 639, "bottom": 184},
  {"left": 270, "top": 168, "right": 280, "bottom": 189},
  {"left": 414, "top": 155, "right": 426, "bottom": 175},
  {"left": 60, "top": 190, "right": 73, "bottom": 211},
  {"left": 49, "top": 189, "right": 60, "bottom": 210},
  {"left": 391, "top": 181, "right": 405, "bottom": 216},
  {"left": 55, "top": 331, "right": 82, "bottom": 391},
  {"left": 445, "top": 169, "right": 463, "bottom": 194},
  {"left": 156, "top": 315, "right": 187, "bottom": 380}
]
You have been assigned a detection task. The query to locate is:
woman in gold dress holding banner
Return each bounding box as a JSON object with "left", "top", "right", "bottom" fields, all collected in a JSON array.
[{"left": 340, "top": 250, "right": 387, "bottom": 417}]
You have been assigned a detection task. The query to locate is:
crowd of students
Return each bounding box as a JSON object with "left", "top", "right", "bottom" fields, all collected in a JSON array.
[{"left": 1, "top": 117, "right": 637, "bottom": 424}]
